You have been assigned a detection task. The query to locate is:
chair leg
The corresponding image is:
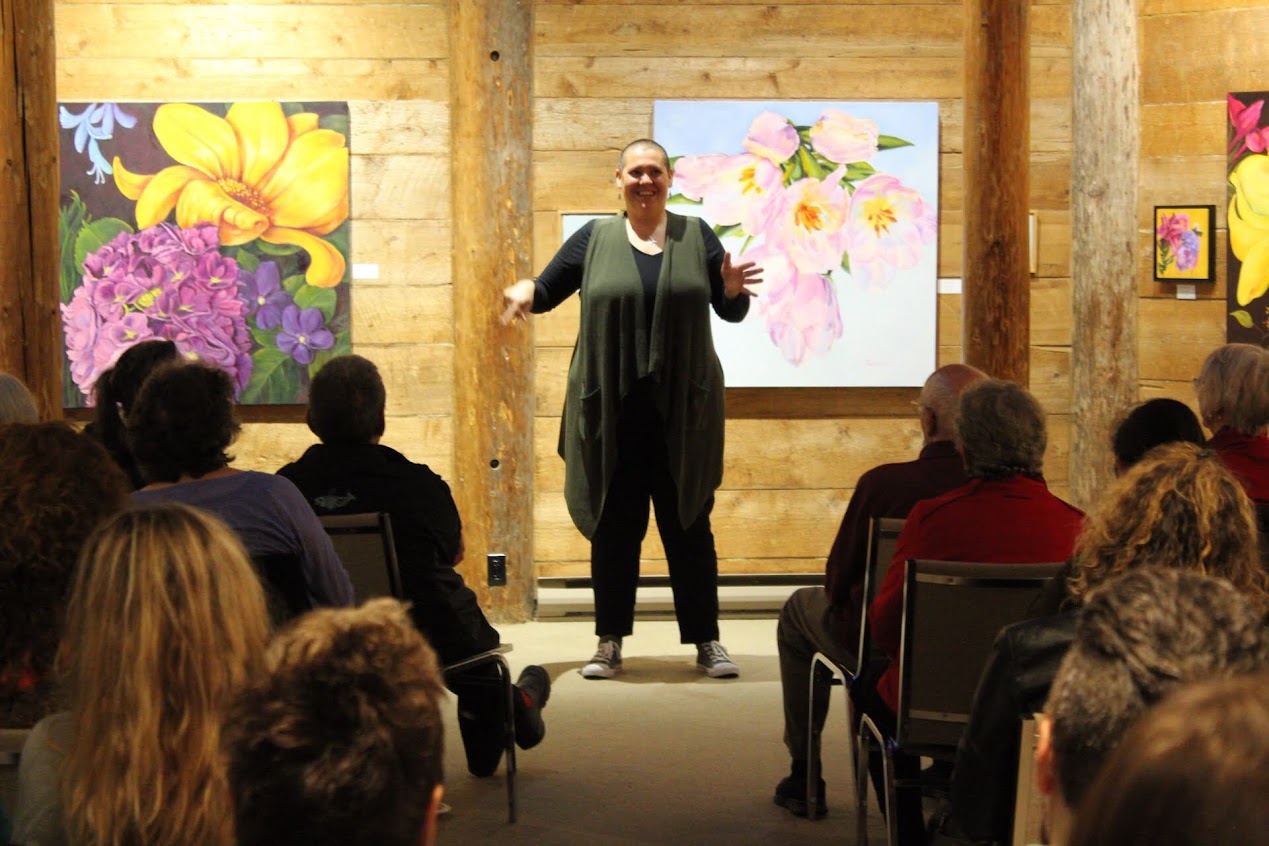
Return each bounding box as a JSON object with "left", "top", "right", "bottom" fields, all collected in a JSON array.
[
  {"left": 806, "top": 659, "right": 824, "bottom": 817},
  {"left": 882, "top": 744, "right": 899, "bottom": 846},
  {"left": 495, "top": 654, "right": 517, "bottom": 824},
  {"left": 846, "top": 693, "right": 861, "bottom": 809},
  {"left": 856, "top": 720, "right": 872, "bottom": 846}
]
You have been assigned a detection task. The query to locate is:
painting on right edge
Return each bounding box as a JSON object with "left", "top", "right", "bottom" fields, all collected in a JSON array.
[{"left": 1227, "top": 91, "right": 1269, "bottom": 343}]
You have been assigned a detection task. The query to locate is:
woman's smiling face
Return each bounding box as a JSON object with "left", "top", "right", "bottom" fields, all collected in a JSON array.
[{"left": 616, "top": 145, "right": 673, "bottom": 214}]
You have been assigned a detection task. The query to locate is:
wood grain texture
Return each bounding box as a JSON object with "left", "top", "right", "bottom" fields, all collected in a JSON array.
[
  {"left": 450, "top": 0, "right": 536, "bottom": 620},
  {"left": 1139, "top": 7, "right": 1269, "bottom": 104},
  {"left": 963, "top": 0, "right": 1031, "bottom": 383},
  {"left": 1138, "top": 298, "right": 1227, "bottom": 382},
  {"left": 0, "top": 0, "right": 34, "bottom": 384}
]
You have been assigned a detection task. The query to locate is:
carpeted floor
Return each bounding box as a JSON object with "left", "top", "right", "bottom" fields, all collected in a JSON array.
[{"left": 437, "top": 617, "right": 888, "bottom": 845}]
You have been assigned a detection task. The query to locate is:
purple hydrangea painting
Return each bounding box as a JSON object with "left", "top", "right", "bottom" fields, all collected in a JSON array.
[{"left": 58, "top": 101, "right": 352, "bottom": 407}]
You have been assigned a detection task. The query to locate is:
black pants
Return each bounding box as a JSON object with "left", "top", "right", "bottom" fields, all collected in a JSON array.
[{"left": 590, "top": 392, "right": 720, "bottom": 645}]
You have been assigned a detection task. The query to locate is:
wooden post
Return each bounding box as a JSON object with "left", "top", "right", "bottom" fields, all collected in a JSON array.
[
  {"left": 449, "top": 0, "right": 535, "bottom": 621},
  {"left": 0, "top": 0, "right": 58, "bottom": 418},
  {"left": 963, "top": 0, "right": 1030, "bottom": 384},
  {"left": 1070, "top": 0, "right": 1138, "bottom": 507}
]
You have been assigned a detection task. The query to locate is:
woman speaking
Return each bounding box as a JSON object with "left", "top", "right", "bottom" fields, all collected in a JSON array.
[{"left": 503, "top": 139, "right": 761, "bottom": 679}]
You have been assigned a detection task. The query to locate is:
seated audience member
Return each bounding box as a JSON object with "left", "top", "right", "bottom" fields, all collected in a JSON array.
[
  {"left": 0, "top": 424, "right": 129, "bottom": 728},
  {"left": 12, "top": 504, "right": 271, "bottom": 846},
  {"left": 936, "top": 441, "right": 1268, "bottom": 846},
  {"left": 0, "top": 373, "right": 39, "bottom": 424},
  {"left": 277, "top": 354, "right": 549, "bottom": 778},
  {"left": 857, "top": 379, "right": 1083, "bottom": 844},
  {"left": 129, "top": 361, "right": 353, "bottom": 609},
  {"left": 226, "top": 598, "right": 446, "bottom": 846},
  {"left": 1066, "top": 672, "right": 1269, "bottom": 846},
  {"left": 1036, "top": 568, "right": 1269, "bottom": 846},
  {"left": 84, "top": 339, "right": 179, "bottom": 489},
  {"left": 1109, "top": 397, "right": 1204, "bottom": 472},
  {"left": 772, "top": 363, "right": 986, "bottom": 817},
  {"left": 1194, "top": 342, "right": 1269, "bottom": 500}
]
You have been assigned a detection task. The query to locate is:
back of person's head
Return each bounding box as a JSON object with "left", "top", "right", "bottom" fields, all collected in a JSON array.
[
  {"left": 91, "top": 339, "right": 180, "bottom": 484},
  {"left": 1110, "top": 398, "right": 1205, "bottom": 471},
  {"left": 1194, "top": 342, "right": 1269, "bottom": 435},
  {"left": 307, "top": 354, "right": 387, "bottom": 445},
  {"left": 226, "top": 598, "right": 446, "bottom": 846},
  {"left": 127, "top": 361, "right": 240, "bottom": 483},
  {"left": 1070, "top": 442, "right": 1267, "bottom": 610},
  {"left": 0, "top": 423, "right": 129, "bottom": 705},
  {"left": 0, "top": 372, "right": 39, "bottom": 424},
  {"left": 917, "top": 363, "right": 988, "bottom": 441},
  {"left": 1066, "top": 672, "right": 1269, "bottom": 846},
  {"left": 954, "top": 378, "right": 1047, "bottom": 479},
  {"left": 1043, "top": 568, "right": 1269, "bottom": 812},
  {"left": 62, "top": 503, "right": 270, "bottom": 846}
]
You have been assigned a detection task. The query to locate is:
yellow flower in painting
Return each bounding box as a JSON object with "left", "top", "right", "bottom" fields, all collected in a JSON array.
[
  {"left": 113, "top": 102, "right": 349, "bottom": 287},
  {"left": 1229, "top": 154, "right": 1269, "bottom": 306}
]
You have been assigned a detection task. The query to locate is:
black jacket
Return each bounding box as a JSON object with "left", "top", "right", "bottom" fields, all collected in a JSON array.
[{"left": 278, "top": 443, "right": 499, "bottom": 663}]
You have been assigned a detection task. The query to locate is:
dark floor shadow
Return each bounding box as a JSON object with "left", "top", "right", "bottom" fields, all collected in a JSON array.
[{"left": 535, "top": 654, "right": 780, "bottom": 685}]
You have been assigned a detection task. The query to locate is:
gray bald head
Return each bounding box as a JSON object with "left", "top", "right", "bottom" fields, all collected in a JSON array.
[{"left": 918, "top": 363, "right": 988, "bottom": 442}]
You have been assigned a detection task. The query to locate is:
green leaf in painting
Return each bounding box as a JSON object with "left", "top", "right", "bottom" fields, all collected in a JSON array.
[
  {"left": 282, "top": 274, "right": 309, "bottom": 296},
  {"left": 1231, "top": 310, "right": 1255, "bottom": 329},
  {"left": 241, "top": 348, "right": 298, "bottom": 405},
  {"left": 713, "top": 224, "right": 743, "bottom": 240},
  {"left": 840, "top": 251, "right": 852, "bottom": 275},
  {"left": 307, "top": 347, "right": 338, "bottom": 380},
  {"left": 877, "top": 135, "right": 914, "bottom": 151},
  {"left": 280, "top": 102, "right": 307, "bottom": 117},
  {"left": 234, "top": 249, "right": 261, "bottom": 273},
  {"left": 74, "top": 218, "right": 134, "bottom": 277},
  {"left": 331, "top": 330, "right": 353, "bottom": 357},
  {"left": 320, "top": 113, "right": 350, "bottom": 138},
  {"left": 294, "top": 284, "right": 337, "bottom": 322},
  {"left": 250, "top": 327, "right": 278, "bottom": 349},
  {"left": 256, "top": 239, "right": 302, "bottom": 256},
  {"left": 59, "top": 195, "right": 90, "bottom": 303},
  {"left": 798, "top": 146, "right": 826, "bottom": 179},
  {"left": 667, "top": 194, "right": 703, "bottom": 207},
  {"left": 843, "top": 162, "right": 877, "bottom": 182}
]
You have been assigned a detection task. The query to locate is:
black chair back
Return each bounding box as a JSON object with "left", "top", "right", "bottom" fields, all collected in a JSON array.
[
  {"left": 897, "top": 559, "right": 1065, "bottom": 749},
  {"left": 320, "top": 512, "right": 403, "bottom": 602},
  {"left": 857, "top": 517, "right": 905, "bottom": 673}
]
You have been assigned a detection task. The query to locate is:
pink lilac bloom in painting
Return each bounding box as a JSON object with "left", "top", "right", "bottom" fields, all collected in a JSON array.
[
  {"left": 669, "top": 108, "right": 933, "bottom": 365},
  {"left": 62, "top": 222, "right": 253, "bottom": 401}
]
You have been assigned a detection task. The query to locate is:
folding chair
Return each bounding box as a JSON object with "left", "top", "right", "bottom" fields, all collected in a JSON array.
[
  {"left": 856, "top": 559, "right": 1064, "bottom": 846},
  {"left": 805, "top": 516, "right": 905, "bottom": 815},
  {"left": 0, "top": 728, "right": 30, "bottom": 822},
  {"left": 320, "top": 513, "right": 520, "bottom": 823},
  {"left": 1012, "top": 716, "right": 1044, "bottom": 846}
]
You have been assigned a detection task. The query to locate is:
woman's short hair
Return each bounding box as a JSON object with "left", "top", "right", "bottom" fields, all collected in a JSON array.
[
  {"left": 1110, "top": 398, "right": 1205, "bottom": 470},
  {"left": 90, "top": 339, "right": 180, "bottom": 487},
  {"left": 0, "top": 372, "right": 40, "bottom": 425},
  {"left": 0, "top": 423, "right": 129, "bottom": 716},
  {"left": 127, "top": 362, "right": 240, "bottom": 483},
  {"left": 226, "top": 598, "right": 444, "bottom": 846},
  {"left": 954, "top": 379, "right": 1047, "bottom": 479},
  {"left": 1195, "top": 343, "right": 1269, "bottom": 434},
  {"left": 307, "top": 355, "right": 386, "bottom": 445},
  {"left": 1070, "top": 442, "right": 1266, "bottom": 609},
  {"left": 62, "top": 503, "right": 270, "bottom": 846},
  {"left": 618, "top": 138, "right": 670, "bottom": 171},
  {"left": 1067, "top": 672, "right": 1269, "bottom": 846}
]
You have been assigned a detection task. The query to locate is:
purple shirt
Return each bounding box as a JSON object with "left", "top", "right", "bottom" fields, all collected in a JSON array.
[{"left": 132, "top": 471, "right": 354, "bottom": 607}]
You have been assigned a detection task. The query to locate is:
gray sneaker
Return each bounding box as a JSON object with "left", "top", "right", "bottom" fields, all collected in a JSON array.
[
  {"left": 581, "top": 637, "right": 622, "bottom": 679},
  {"left": 696, "top": 641, "right": 740, "bottom": 678}
]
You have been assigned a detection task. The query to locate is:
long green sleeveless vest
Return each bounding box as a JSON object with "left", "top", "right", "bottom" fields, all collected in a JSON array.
[{"left": 559, "top": 213, "right": 732, "bottom": 539}]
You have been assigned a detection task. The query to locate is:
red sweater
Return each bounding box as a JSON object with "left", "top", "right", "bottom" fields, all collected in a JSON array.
[
  {"left": 1208, "top": 428, "right": 1269, "bottom": 502},
  {"left": 868, "top": 475, "right": 1084, "bottom": 712}
]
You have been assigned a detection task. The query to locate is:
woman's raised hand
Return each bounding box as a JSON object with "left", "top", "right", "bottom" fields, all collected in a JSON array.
[
  {"left": 501, "top": 278, "right": 537, "bottom": 324},
  {"left": 721, "top": 252, "right": 763, "bottom": 299}
]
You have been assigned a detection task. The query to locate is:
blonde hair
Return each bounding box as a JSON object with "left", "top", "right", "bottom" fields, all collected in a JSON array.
[
  {"left": 1070, "top": 442, "right": 1267, "bottom": 611},
  {"left": 62, "top": 504, "right": 271, "bottom": 846},
  {"left": 1195, "top": 343, "right": 1269, "bottom": 434}
]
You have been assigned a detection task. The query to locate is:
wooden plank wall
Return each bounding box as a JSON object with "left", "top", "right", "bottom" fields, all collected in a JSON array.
[
  {"left": 530, "top": 0, "right": 1075, "bottom": 577},
  {"left": 1137, "top": 0, "right": 1268, "bottom": 405},
  {"left": 53, "top": 0, "right": 1077, "bottom": 585}
]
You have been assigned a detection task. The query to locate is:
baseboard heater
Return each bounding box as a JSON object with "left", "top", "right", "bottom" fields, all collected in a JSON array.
[{"left": 536, "top": 573, "right": 821, "bottom": 619}]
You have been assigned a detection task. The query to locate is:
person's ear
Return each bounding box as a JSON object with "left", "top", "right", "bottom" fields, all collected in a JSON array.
[
  {"left": 1036, "top": 715, "right": 1057, "bottom": 797},
  {"left": 420, "top": 784, "right": 444, "bottom": 846}
]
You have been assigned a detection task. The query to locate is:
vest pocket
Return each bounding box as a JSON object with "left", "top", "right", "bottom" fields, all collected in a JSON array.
[{"left": 577, "top": 384, "right": 603, "bottom": 441}]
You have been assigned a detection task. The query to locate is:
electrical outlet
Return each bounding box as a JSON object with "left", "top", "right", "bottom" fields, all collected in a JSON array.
[{"left": 487, "top": 553, "right": 507, "bottom": 586}]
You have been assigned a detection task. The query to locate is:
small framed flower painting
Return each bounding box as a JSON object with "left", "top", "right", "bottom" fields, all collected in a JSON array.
[
  {"left": 1153, "top": 205, "right": 1215, "bottom": 283},
  {"left": 654, "top": 100, "right": 939, "bottom": 388},
  {"left": 57, "top": 101, "right": 352, "bottom": 408}
]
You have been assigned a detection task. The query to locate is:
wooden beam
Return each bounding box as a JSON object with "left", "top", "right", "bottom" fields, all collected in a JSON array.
[
  {"left": 449, "top": 0, "right": 535, "bottom": 621},
  {"left": 0, "top": 0, "right": 57, "bottom": 417},
  {"left": 963, "top": 0, "right": 1030, "bottom": 384},
  {"left": 1070, "top": 0, "right": 1138, "bottom": 507}
]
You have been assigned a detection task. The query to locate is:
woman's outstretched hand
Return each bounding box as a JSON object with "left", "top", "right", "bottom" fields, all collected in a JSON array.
[
  {"left": 722, "top": 252, "right": 763, "bottom": 299},
  {"left": 501, "top": 278, "right": 537, "bottom": 324}
]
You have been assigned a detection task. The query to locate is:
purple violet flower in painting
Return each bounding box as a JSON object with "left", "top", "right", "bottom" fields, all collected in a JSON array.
[
  {"left": 276, "top": 305, "right": 334, "bottom": 365},
  {"left": 243, "top": 261, "right": 291, "bottom": 329},
  {"left": 62, "top": 222, "right": 253, "bottom": 400},
  {"left": 1174, "top": 229, "right": 1201, "bottom": 272}
]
